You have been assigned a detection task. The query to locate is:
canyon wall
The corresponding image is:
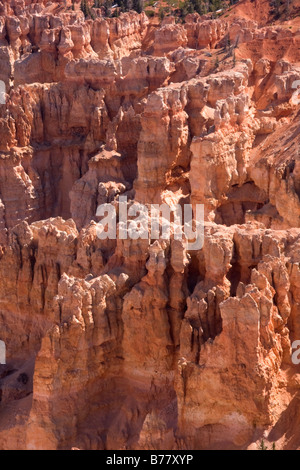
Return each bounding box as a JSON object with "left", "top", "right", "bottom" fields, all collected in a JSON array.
[{"left": 0, "top": 0, "right": 300, "bottom": 450}]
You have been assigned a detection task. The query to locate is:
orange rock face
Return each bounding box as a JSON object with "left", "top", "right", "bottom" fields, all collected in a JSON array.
[{"left": 1, "top": 0, "right": 300, "bottom": 450}]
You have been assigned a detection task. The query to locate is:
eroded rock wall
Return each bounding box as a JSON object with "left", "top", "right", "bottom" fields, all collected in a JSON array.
[{"left": 0, "top": 0, "right": 300, "bottom": 450}]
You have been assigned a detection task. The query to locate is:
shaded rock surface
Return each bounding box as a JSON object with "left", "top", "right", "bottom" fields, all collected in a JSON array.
[{"left": 1, "top": 0, "right": 300, "bottom": 450}]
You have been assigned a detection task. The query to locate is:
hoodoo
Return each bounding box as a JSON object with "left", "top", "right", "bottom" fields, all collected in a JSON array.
[{"left": 0, "top": 0, "right": 300, "bottom": 451}]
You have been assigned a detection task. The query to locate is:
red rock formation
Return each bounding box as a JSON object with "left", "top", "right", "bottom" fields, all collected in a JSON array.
[{"left": 1, "top": 0, "right": 300, "bottom": 451}]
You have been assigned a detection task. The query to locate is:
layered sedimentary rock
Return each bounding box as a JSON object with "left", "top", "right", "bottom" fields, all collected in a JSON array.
[{"left": 1, "top": 0, "right": 300, "bottom": 450}]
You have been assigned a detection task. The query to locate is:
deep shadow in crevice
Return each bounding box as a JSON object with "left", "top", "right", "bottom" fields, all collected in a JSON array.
[
  {"left": 227, "top": 261, "right": 242, "bottom": 297},
  {"left": 216, "top": 182, "right": 269, "bottom": 226},
  {"left": 187, "top": 252, "right": 205, "bottom": 294}
]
